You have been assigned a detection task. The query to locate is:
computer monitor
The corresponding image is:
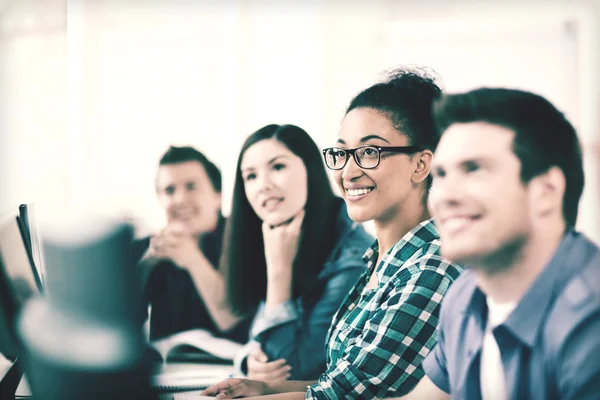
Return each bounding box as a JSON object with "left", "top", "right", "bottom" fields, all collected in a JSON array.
[
  {"left": 17, "top": 206, "right": 32, "bottom": 258},
  {"left": 16, "top": 205, "right": 44, "bottom": 292}
]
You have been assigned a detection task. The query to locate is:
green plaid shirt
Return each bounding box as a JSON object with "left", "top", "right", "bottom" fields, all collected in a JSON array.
[{"left": 305, "top": 219, "right": 463, "bottom": 399}]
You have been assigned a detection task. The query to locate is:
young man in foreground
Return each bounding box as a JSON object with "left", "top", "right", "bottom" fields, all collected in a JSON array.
[{"left": 394, "top": 88, "right": 600, "bottom": 399}]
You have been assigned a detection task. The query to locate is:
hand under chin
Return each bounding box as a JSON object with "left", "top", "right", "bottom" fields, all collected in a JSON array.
[
  {"left": 267, "top": 216, "right": 295, "bottom": 229},
  {"left": 265, "top": 209, "right": 304, "bottom": 229}
]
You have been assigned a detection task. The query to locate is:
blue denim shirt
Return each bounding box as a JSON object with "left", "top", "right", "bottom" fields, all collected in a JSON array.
[
  {"left": 423, "top": 230, "right": 600, "bottom": 399},
  {"left": 235, "top": 202, "right": 373, "bottom": 380}
]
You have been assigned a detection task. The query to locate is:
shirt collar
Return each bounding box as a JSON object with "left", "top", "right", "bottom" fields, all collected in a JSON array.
[
  {"left": 361, "top": 241, "right": 379, "bottom": 274},
  {"left": 362, "top": 219, "right": 440, "bottom": 286},
  {"left": 467, "top": 230, "right": 580, "bottom": 348}
]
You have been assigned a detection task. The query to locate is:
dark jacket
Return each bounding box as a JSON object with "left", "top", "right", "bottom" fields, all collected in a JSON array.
[{"left": 133, "top": 217, "right": 250, "bottom": 343}]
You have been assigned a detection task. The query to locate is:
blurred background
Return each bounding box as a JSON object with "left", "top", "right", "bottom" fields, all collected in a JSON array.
[{"left": 1, "top": 0, "right": 599, "bottom": 242}]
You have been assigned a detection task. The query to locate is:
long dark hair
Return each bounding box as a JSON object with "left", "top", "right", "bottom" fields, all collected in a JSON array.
[{"left": 221, "top": 124, "right": 340, "bottom": 315}]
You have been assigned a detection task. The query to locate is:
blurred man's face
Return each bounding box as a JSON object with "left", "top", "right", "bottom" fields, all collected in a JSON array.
[
  {"left": 428, "top": 122, "right": 533, "bottom": 269},
  {"left": 156, "top": 161, "right": 221, "bottom": 237}
]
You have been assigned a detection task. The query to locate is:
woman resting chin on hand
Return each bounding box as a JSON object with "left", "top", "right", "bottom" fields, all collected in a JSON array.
[{"left": 221, "top": 124, "right": 373, "bottom": 383}]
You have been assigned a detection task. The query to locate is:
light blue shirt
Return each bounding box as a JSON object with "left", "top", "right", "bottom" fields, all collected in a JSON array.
[{"left": 424, "top": 230, "right": 600, "bottom": 399}]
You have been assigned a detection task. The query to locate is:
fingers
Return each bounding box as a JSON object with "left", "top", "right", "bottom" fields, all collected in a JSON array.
[
  {"left": 158, "top": 232, "right": 184, "bottom": 246},
  {"left": 201, "top": 378, "right": 242, "bottom": 396},
  {"left": 164, "top": 221, "right": 189, "bottom": 236},
  {"left": 149, "top": 237, "right": 169, "bottom": 259},
  {"left": 267, "top": 367, "right": 292, "bottom": 382},
  {"left": 150, "top": 234, "right": 173, "bottom": 250},
  {"left": 148, "top": 237, "right": 164, "bottom": 258},
  {"left": 215, "top": 382, "right": 248, "bottom": 399},
  {"left": 250, "top": 347, "right": 268, "bottom": 363},
  {"left": 248, "top": 354, "right": 286, "bottom": 372},
  {"left": 286, "top": 209, "right": 305, "bottom": 233},
  {"left": 262, "top": 220, "right": 272, "bottom": 236},
  {"left": 151, "top": 230, "right": 188, "bottom": 253},
  {"left": 247, "top": 356, "right": 291, "bottom": 381},
  {"left": 247, "top": 364, "right": 292, "bottom": 381},
  {"left": 262, "top": 210, "right": 305, "bottom": 234},
  {"left": 211, "top": 380, "right": 263, "bottom": 399},
  {"left": 253, "top": 358, "right": 288, "bottom": 374}
]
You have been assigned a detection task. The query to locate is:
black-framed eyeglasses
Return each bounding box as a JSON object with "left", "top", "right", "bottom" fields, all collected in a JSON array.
[{"left": 322, "top": 145, "right": 422, "bottom": 170}]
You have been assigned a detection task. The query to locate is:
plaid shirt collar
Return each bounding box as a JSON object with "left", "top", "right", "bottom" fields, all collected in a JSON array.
[{"left": 361, "top": 218, "right": 440, "bottom": 287}]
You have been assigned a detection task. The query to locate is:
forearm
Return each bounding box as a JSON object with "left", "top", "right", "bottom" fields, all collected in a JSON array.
[
  {"left": 247, "top": 393, "right": 306, "bottom": 400},
  {"left": 387, "top": 376, "right": 450, "bottom": 400},
  {"left": 256, "top": 269, "right": 362, "bottom": 379},
  {"left": 258, "top": 323, "right": 325, "bottom": 380},
  {"left": 265, "top": 380, "right": 316, "bottom": 395},
  {"left": 265, "top": 269, "right": 292, "bottom": 312},
  {"left": 185, "top": 256, "right": 244, "bottom": 332}
]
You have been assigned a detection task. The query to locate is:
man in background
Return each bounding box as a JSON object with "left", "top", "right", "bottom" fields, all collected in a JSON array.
[
  {"left": 393, "top": 88, "right": 600, "bottom": 399},
  {"left": 134, "top": 146, "right": 248, "bottom": 343}
]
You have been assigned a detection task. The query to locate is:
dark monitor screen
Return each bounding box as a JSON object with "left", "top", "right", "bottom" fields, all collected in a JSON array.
[{"left": 17, "top": 204, "right": 43, "bottom": 293}]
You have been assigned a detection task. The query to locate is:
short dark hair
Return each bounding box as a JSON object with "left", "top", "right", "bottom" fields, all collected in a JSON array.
[
  {"left": 221, "top": 124, "right": 340, "bottom": 315},
  {"left": 158, "top": 145, "right": 222, "bottom": 193},
  {"left": 346, "top": 67, "right": 443, "bottom": 189},
  {"left": 432, "top": 88, "right": 584, "bottom": 227}
]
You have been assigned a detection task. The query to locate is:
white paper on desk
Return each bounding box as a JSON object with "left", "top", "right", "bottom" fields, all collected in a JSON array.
[
  {"left": 173, "top": 393, "right": 216, "bottom": 399},
  {"left": 152, "top": 368, "right": 230, "bottom": 390},
  {"left": 172, "top": 390, "right": 216, "bottom": 399},
  {"left": 151, "top": 329, "right": 243, "bottom": 362}
]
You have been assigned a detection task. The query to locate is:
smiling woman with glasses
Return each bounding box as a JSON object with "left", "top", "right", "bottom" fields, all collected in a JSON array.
[{"left": 203, "top": 68, "right": 464, "bottom": 400}]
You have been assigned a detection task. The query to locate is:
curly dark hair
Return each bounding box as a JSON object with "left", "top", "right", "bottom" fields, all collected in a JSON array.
[{"left": 346, "top": 67, "right": 444, "bottom": 189}]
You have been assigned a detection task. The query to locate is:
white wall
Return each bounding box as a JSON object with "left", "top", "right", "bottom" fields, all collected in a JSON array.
[
  {"left": 1, "top": 0, "right": 599, "bottom": 241},
  {"left": 378, "top": 1, "right": 600, "bottom": 242},
  {"left": 0, "top": 0, "right": 67, "bottom": 215}
]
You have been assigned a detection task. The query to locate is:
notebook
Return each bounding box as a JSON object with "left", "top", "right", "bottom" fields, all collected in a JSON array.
[
  {"left": 150, "top": 329, "right": 243, "bottom": 364},
  {"left": 172, "top": 392, "right": 216, "bottom": 399},
  {"left": 159, "top": 392, "right": 215, "bottom": 400},
  {"left": 151, "top": 363, "right": 233, "bottom": 393}
]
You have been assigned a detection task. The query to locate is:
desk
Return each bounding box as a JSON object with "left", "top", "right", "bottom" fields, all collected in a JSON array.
[{"left": 3, "top": 361, "right": 232, "bottom": 399}]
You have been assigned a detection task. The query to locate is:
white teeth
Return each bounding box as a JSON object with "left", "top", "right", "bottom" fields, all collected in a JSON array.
[
  {"left": 346, "top": 188, "right": 373, "bottom": 197},
  {"left": 264, "top": 198, "right": 282, "bottom": 208},
  {"left": 444, "top": 217, "right": 472, "bottom": 232}
]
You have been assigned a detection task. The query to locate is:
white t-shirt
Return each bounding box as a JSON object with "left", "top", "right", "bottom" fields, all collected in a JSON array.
[{"left": 480, "top": 297, "right": 516, "bottom": 400}]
